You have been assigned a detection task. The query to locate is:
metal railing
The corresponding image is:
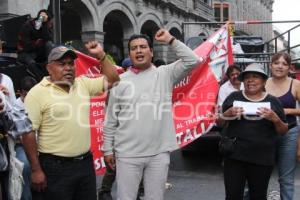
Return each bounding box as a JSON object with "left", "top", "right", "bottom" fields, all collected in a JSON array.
[
  {"left": 234, "top": 52, "right": 273, "bottom": 75},
  {"left": 234, "top": 22, "right": 300, "bottom": 70},
  {"left": 265, "top": 23, "right": 300, "bottom": 55},
  {"left": 183, "top": 20, "right": 300, "bottom": 65}
]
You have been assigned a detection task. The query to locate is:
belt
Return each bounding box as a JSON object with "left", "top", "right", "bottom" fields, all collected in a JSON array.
[{"left": 39, "top": 151, "right": 91, "bottom": 162}]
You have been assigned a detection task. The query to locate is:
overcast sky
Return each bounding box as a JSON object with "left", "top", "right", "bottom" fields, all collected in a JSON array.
[{"left": 272, "top": 0, "right": 300, "bottom": 46}]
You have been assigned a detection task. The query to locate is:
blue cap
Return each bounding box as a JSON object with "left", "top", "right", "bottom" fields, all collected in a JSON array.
[{"left": 121, "top": 58, "right": 132, "bottom": 68}]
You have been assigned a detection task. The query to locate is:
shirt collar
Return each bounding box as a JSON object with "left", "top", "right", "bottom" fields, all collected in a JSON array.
[
  {"left": 40, "top": 76, "right": 75, "bottom": 92},
  {"left": 129, "top": 66, "right": 143, "bottom": 74},
  {"left": 129, "top": 65, "right": 155, "bottom": 74},
  {"left": 40, "top": 77, "right": 52, "bottom": 86},
  {"left": 228, "top": 80, "right": 244, "bottom": 90}
]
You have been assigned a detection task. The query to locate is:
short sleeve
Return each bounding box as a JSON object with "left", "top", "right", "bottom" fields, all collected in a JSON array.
[
  {"left": 222, "top": 92, "right": 235, "bottom": 113},
  {"left": 24, "top": 93, "right": 42, "bottom": 131},
  {"left": 80, "top": 76, "right": 104, "bottom": 96}
]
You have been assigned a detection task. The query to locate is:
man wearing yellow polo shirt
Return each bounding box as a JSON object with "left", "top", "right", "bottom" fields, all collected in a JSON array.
[{"left": 22, "top": 41, "right": 120, "bottom": 200}]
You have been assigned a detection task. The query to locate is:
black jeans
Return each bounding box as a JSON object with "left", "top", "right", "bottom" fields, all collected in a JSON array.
[
  {"left": 34, "top": 152, "right": 97, "bottom": 200},
  {"left": 223, "top": 158, "right": 273, "bottom": 200}
]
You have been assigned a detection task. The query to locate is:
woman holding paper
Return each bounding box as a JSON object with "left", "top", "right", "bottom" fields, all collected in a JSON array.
[
  {"left": 265, "top": 52, "right": 300, "bottom": 200},
  {"left": 218, "top": 63, "right": 288, "bottom": 200}
]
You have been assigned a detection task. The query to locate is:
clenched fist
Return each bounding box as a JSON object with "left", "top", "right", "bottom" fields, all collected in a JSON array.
[
  {"left": 85, "top": 41, "right": 105, "bottom": 60},
  {"left": 155, "top": 28, "right": 174, "bottom": 44}
]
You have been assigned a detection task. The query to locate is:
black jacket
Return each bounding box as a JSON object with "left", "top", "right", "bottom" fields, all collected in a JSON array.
[{"left": 17, "top": 19, "right": 52, "bottom": 53}]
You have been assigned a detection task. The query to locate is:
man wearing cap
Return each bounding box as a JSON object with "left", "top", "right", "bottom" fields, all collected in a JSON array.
[{"left": 22, "top": 41, "right": 120, "bottom": 200}]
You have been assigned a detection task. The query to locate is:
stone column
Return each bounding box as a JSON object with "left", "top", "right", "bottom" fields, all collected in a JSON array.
[
  {"left": 163, "top": 7, "right": 171, "bottom": 26},
  {"left": 81, "top": 31, "right": 105, "bottom": 43},
  {"left": 122, "top": 38, "right": 130, "bottom": 58},
  {"left": 135, "top": 0, "right": 143, "bottom": 17},
  {"left": 153, "top": 42, "right": 170, "bottom": 63}
]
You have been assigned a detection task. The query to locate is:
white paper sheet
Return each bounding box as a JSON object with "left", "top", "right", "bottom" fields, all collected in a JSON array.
[{"left": 233, "top": 101, "right": 271, "bottom": 115}]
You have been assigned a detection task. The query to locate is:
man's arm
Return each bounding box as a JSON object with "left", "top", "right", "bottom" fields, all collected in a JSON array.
[
  {"left": 85, "top": 41, "right": 120, "bottom": 90},
  {"left": 23, "top": 91, "right": 47, "bottom": 191},
  {"left": 22, "top": 131, "right": 47, "bottom": 191},
  {"left": 102, "top": 88, "right": 120, "bottom": 170},
  {"left": 154, "top": 28, "right": 205, "bottom": 84}
]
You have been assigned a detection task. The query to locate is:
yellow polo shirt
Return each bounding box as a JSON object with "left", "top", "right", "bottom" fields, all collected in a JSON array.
[{"left": 24, "top": 76, "right": 104, "bottom": 157}]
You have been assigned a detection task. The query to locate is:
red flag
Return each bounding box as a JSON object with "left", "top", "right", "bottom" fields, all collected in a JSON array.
[
  {"left": 75, "top": 51, "right": 124, "bottom": 77},
  {"left": 173, "top": 24, "right": 234, "bottom": 147}
]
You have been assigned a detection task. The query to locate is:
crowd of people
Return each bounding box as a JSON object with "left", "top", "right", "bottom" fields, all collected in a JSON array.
[{"left": 0, "top": 8, "right": 300, "bottom": 200}]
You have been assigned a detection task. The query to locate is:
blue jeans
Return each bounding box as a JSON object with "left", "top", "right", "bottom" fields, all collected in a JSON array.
[
  {"left": 15, "top": 144, "right": 32, "bottom": 200},
  {"left": 277, "top": 126, "right": 299, "bottom": 200}
]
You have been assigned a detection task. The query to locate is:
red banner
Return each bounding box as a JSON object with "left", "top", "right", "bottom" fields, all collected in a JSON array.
[
  {"left": 75, "top": 24, "right": 233, "bottom": 175},
  {"left": 75, "top": 52, "right": 107, "bottom": 175},
  {"left": 89, "top": 96, "right": 107, "bottom": 175},
  {"left": 174, "top": 24, "right": 233, "bottom": 147}
]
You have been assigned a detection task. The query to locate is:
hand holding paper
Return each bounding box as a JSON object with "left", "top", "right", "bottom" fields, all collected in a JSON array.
[
  {"left": 257, "top": 107, "right": 279, "bottom": 122},
  {"left": 222, "top": 106, "right": 244, "bottom": 118},
  {"left": 233, "top": 101, "right": 271, "bottom": 115}
]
